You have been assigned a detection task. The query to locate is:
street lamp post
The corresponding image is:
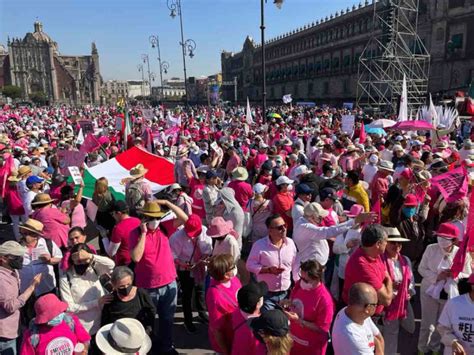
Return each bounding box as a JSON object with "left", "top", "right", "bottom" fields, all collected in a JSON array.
[
  {"left": 149, "top": 35, "right": 170, "bottom": 100},
  {"left": 167, "top": 0, "right": 196, "bottom": 105},
  {"left": 137, "top": 64, "right": 145, "bottom": 96},
  {"left": 260, "top": 0, "right": 284, "bottom": 116},
  {"left": 142, "top": 54, "right": 153, "bottom": 97}
]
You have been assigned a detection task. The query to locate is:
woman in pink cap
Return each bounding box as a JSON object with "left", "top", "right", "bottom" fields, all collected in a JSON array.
[
  {"left": 20, "top": 293, "right": 90, "bottom": 355},
  {"left": 417, "top": 222, "right": 472, "bottom": 354},
  {"left": 207, "top": 217, "right": 240, "bottom": 263}
]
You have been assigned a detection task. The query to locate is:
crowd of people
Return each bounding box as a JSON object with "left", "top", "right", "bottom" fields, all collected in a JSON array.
[{"left": 0, "top": 102, "right": 473, "bottom": 355}]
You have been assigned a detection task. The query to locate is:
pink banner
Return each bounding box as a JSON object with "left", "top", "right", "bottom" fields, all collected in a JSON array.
[
  {"left": 452, "top": 189, "right": 474, "bottom": 278},
  {"left": 430, "top": 166, "right": 468, "bottom": 203},
  {"left": 80, "top": 134, "right": 101, "bottom": 154},
  {"left": 57, "top": 150, "right": 86, "bottom": 176}
]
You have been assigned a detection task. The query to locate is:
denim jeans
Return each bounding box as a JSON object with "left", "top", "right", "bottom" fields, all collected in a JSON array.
[
  {"left": 262, "top": 290, "right": 288, "bottom": 312},
  {"left": 0, "top": 338, "right": 16, "bottom": 355},
  {"left": 147, "top": 280, "right": 177, "bottom": 353}
]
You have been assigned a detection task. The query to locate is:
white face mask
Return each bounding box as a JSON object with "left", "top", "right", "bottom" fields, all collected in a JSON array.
[
  {"left": 300, "top": 280, "right": 315, "bottom": 290},
  {"left": 437, "top": 237, "right": 453, "bottom": 251},
  {"left": 147, "top": 219, "right": 160, "bottom": 230}
]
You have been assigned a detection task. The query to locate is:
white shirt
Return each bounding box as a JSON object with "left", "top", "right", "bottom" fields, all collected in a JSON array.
[
  {"left": 169, "top": 226, "right": 213, "bottom": 266},
  {"left": 291, "top": 198, "right": 307, "bottom": 222},
  {"left": 332, "top": 228, "right": 361, "bottom": 279},
  {"left": 20, "top": 237, "right": 63, "bottom": 296},
  {"left": 292, "top": 217, "right": 355, "bottom": 280},
  {"left": 212, "top": 234, "right": 240, "bottom": 262},
  {"left": 438, "top": 293, "right": 474, "bottom": 355},
  {"left": 23, "top": 190, "right": 37, "bottom": 217},
  {"left": 362, "top": 164, "right": 378, "bottom": 184},
  {"left": 332, "top": 307, "right": 380, "bottom": 354}
]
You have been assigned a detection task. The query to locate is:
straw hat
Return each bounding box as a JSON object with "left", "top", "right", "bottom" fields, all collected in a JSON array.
[
  {"left": 7, "top": 170, "right": 20, "bottom": 182},
  {"left": 129, "top": 164, "right": 148, "bottom": 180},
  {"left": 18, "top": 165, "right": 32, "bottom": 177},
  {"left": 231, "top": 167, "right": 249, "bottom": 181},
  {"left": 31, "top": 193, "right": 55, "bottom": 206},
  {"left": 19, "top": 218, "right": 44, "bottom": 236},
  {"left": 139, "top": 201, "right": 165, "bottom": 218}
]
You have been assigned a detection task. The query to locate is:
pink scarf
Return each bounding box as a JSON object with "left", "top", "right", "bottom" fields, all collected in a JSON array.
[{"left": 382, "top": 252, "right": 410, "bottom": 321}]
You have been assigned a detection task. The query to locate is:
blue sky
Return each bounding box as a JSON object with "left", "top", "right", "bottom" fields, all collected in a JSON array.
[{"left": 1, "top": 0, "right": 361, "bottom": 81}]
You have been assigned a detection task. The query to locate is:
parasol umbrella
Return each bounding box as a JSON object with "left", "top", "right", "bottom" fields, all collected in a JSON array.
[
  {"left": 391, "top": 120, "right": 434, "bottom": 131},
  {"left": 267, "top": 113, "right": 282, "bottom": 119},
  {"left": 366, "top": 119, "right": 396, "bottom": 129},
  {"left": 364, "top": 126, "right": 387, "bottom": 136}
]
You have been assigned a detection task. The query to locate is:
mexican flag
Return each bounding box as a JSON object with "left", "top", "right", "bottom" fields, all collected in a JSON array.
[{"left": 79, "top": 147, "right": 175, "bottom": 200}]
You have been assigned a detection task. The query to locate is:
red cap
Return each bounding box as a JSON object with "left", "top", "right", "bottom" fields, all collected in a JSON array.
[
  {"left": 403, "top": 194, "right": 418, "bottom": 206},
  {"left": 400, "top": 168, "right": 414, "bottom": 181},
  {"left": 184, "top": 214, "right": 202, "bottom": 239},
  {"left": 435, "top": 223, "right": 460, "bottom": 240}
]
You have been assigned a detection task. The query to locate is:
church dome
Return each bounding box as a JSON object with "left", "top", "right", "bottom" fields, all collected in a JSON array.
[{"left": 32, "top": 22, "right": 54, "bottom": 43}]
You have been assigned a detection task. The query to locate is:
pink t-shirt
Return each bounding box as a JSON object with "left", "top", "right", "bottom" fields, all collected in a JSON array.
[
  {"left": 32, "top": 206, "right": 70, "bottom": 249},
  {"left": 189, "top": 178, "right": 206, "bottom": 219},
  {"left": 20, "top": 314, "right": 91, "bottom": 355},
  {"left": 231, "top": 310, "right": 265, "bottom": 355},
  {"left": 206, "top": 276, "right": 242, "bottom": 353},
  {"left": 228, "top": 180, "right": 253, "bottom": 211},
  {"left": 110, "top": 217, "right": 141, "bottom": 266},
  {"left": 289, "top": 281, "right": 334, "bottom": 355},
  {"left": 129, "top": 227, "right": 177, "bottom": 289},
  {"left": 255, "top": 153, "right": 269, "bottom": 170},
  {"left": 60, "top": 201, "right": 87, "bottom": 229}
]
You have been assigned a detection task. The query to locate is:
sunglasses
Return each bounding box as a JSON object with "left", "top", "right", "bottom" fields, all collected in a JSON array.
[{"left": 270, "top": 224, "right": 286, "bottom": 232}]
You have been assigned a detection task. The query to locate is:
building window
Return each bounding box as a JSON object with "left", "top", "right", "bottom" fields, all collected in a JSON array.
[
  {"left": 451, "top": 33, "right": 463, "bottom": 49},
  {"left": 323, "top": 82, "right": 329, "bottom": 95},
  {"left": 308, "top": 82, "right": 314, "bottom": 95},
  {"left": 343, "top": 79, "right": 349, "bottom": 94},
  {"left": 449, "top": 0, "right": 464, "bottom": 8}
]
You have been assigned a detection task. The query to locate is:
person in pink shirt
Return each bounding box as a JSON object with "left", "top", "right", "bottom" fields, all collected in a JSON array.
[
  {"left": 247, "top": 214, "right": 297, "bottom": 311},
  {"left": 30, "top": 193, "right": 70, "bottom": 250},
  {"left": 206, "top": 253, "right": 242, "bottom": 355},
  {"left": 231, "top": 281, "right": 267, "bottom": 355},
  {"left": 188, "top": 166, "right": 207, "bottom": 219},
  {"left": 59, "top": 184, "right": 86, "bottom": 229},
  {"left": 254, "top": 143, "right": 269, "bottom": 171},
  {"left": 227, "top": 167, "right": 253, "bottom": 212},
  {"left": 225, "top": 147, "right": 242, "bottom": 177},
  {"left": 20, "top": 293, "right": 90, "bottom": 355},
  {"left": 282, "top": 259, "right": 334, "bottom": 355}
]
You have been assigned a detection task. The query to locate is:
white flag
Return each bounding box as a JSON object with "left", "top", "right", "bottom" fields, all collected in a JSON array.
[
  {"left": 398, "top": 74, "right": 408, "bottom": 122},
  {"left": 282, "top": 94, "right": 293, "bottom": 104},
  {"left": 428, "top": 93, "right": 438, "bottom": 127},
  {"left": 75, "top": 128, "right": 84, "bottom": 145},
  {"left": 246, "top": 97, "right": 253, "bottom": 124}
]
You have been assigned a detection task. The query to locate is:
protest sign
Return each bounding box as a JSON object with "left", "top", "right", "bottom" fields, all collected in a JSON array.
[{"left": 341, "top": 115, "right": 355, "bottom": 135}]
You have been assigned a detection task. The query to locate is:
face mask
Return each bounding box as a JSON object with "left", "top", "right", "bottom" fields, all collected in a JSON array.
[
  {"left": 437, "top": 237, "right": 453, "bottom": 250},
  {"left": 117, "top": 284, "right": 133, "bottom": 297},
  {"left": 74, "top": 263, "right": 89, "bottom": 275},
  {"left": 47, "top": 312, "right": 65, "bottom": 326},
  {"left": 402, "top": 207, "right": 417, "bottom": 218},
  {"left": 287, "top": 184, "right": 293, "bottom": 191},
  {"left": 300, "top": 280, "right": 315, "bottom": 290},
  {"left": 8, "top": 256, "right": 23, "bottom": 270},
  {"left": 147, "top": 219, "right": 160, "bottom": 230}
]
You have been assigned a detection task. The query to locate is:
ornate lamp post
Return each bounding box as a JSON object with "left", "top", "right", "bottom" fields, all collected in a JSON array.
[
  {"left": 149, "top": 35, "right": 171, "bottom": 100},
  {"left": 141, "top": 54, "right": 153, "bottom": 97},
  {"left": 167, "top": 0, "right": 197, "bottom": 105},
  {"left": 137, "top": 64, "right": 145, "bottom": 96}
]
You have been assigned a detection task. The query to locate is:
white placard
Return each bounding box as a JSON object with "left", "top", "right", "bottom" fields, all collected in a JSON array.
[
  {"left": 32, "top": 246, "right": 48, "bottom": 261},
  {"left": 68, "top": 166, "right": 83, "bottom": 185},
  {"left": 341, "top": 115, "right": 355, "bottom": 135}
]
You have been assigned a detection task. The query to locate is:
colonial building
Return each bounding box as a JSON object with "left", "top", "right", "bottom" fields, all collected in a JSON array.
[
  {"left": 0, "top": 22, "right": 102, "bottom": 104},
  {"left": 221, "top": 0, "right": 474, "bottom": 105}
]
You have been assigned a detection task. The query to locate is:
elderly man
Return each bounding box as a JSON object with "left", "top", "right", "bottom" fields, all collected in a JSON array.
[
  {"left": 0, "top": 241, "right": 42, "bottom": 354},
  {"left": 246, "top": 214, "right": 297, "bottom": 311},
  {"left": 333, "top": 283, "right": 385, "bottom": 354},
  {"left": 343, "top": 224, "right": 393, "bottom": 316},
  {"left": 293, "top": 202, "right": 374, "bottom": 281}
]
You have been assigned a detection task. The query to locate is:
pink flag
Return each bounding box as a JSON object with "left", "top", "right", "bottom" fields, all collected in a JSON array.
[
  {"left": 430, "top": 166, "right": 468, "bottom": 203},
  {"left": 452, "top": 190, "right": 474, "bottom": 278},
  {"left": 80, "top": 134, "right": 101, "bottom": 154},
  {"left": 359, "top": 123, "right": 366, "bottom": 144}
]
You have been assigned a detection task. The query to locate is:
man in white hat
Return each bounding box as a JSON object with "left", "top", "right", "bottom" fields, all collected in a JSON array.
[
  {"left": 0, "top": 241, "right": 42, "bottom": 353},
  {"left": 272, "top": 176, "right": 295, "bottom": 235}
]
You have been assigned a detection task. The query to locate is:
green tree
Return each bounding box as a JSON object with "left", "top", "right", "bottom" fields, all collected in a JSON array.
[
  {"left": 1, "top": 85, "right": 22, "bottom": 99},
  {"left": 29, "top": 91, "right": 48, "bottom": 105}
]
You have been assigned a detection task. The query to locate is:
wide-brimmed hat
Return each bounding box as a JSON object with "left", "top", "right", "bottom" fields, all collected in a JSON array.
[
  {"left": 232, "top": 167, "right": 249, "bottom": 181},
  {"left": 16, "top": 131, "right": 25, "bottom": 139},
  {"left": 31, "top": 193, "right": 55, "bottom": 206},
  {"left": 34, "top": 293, "right": 68, "bottom": 324},
  {"left": 346, "top": 145, "right": 358, "bottom": 153},
  {"left": 384, "top": 227, "right": 410, "bottom": 242},
  {"left": 7, "top": 170, "right": 20, "bottom": 182},
  {"left": 184, "top": 214, "right": 202, "bottom": 239},
  {"left": 206, "top": 217, "right": 238, "bottom": 238},
  {"left": 435, "top": 222, "right": 459, "bottom": 239},
  {"left": 436, "top": 141, "right": 449, "bottom": 149},
  {"left": 304, "top": 202, "right": 329, "bottom": 219},
  {"left": 18, "top": 165, "right": 32, "bottom": 177},
  {"left": 96, "top": 318, "right": 152, "bottom": 355},
  {"left": 0, "top": 240, "right": 26, "bottom": 257},
  {"left": 463, "top": 139, "right": 474, "bottom": 150},
  {"left": 129, "top": 164, "right": 148, "bottom": 180},
  {"left": 139, "top": 201, "right": 166, "bottom": 218},
  {"left": 378, "top": 160, "right": 394, "bottom": 172},
  {"left": 169, "top": 183, "right": 182, "bottom": 191},
  {"left": 345, "top": 204, "right": 364, "bottom": 218},
  {"left": 19, "top": 218, "right": 44, "bottom": 236}
]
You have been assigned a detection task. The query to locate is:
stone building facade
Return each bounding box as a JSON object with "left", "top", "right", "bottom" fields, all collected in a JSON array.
[
  {"left": 221, "top": 0, "right": 474, "bottom": 105},
  {"left": 0, "top": 22, "right": 102, "bottom": 104}
]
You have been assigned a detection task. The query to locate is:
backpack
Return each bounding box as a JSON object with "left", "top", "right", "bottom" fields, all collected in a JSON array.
[
  {"left": 125, "top": 182, "right": 145, "bottom": 213},
  {"left": 29, "top": 313, "right": 75, "bottom": 348}
]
